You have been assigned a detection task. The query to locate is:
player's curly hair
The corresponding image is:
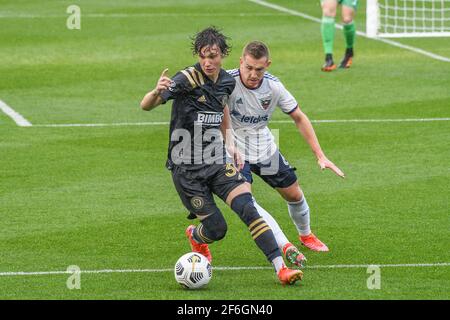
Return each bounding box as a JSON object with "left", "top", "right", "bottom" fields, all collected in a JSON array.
[{"left": 191, "top": 26, "right": 231, "bottom": 57}]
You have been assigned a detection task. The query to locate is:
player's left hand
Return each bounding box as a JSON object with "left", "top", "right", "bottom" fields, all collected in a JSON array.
[{"left": 318, "top": 157, "right": 345, "bottom": 178}]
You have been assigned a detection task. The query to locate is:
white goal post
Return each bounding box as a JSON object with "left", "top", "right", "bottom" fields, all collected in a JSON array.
[{"left": 367, "top": 0, "right": 450, "bottom": 37}]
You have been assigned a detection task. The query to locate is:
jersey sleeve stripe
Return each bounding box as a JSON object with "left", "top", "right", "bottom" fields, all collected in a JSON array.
[
  {"left": 181, "top": 70, "right": 197, "bottom": 89},
  {"left": 263, "top": 72, "right": 279, "bottom": 82},
  {"left": 188, "top": 67, "right": 205, "bottom": 87},
  {"left": 227, "top": 69, "right": 240, "bottom": 77},
  {"left": 284, "top": 105, "right": 298, "bottom": 114},
  {"left": 193, "top": 69, "right": 205, "bottom": 85},
  {"left": 189, "top": 68, "right": 201, "bottom": 86}
]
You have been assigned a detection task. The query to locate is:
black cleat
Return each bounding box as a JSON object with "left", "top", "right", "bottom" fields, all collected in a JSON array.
[
  {"left": 339, "top": 48, "right": 354, "bottom": 69},
  {"left": 321, "top": 53, "right": 336, "bottom": 72}
]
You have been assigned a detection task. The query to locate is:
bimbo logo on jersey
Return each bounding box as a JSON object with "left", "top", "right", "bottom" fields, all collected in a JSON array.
[{"left": 195, "top": 111, "right": 223, "bottom": 126}]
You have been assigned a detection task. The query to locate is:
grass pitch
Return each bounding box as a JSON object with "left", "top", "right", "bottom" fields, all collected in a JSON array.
[{"left": 0, "top": 0, "right": 449, "bottom": 299}]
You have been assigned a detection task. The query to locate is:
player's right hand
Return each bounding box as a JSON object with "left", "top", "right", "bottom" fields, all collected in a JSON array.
[
  {"left": 226, "top": 144, "right": 244, "bottom": 171},
  {"left": 155, "top": 68, "right": 172, "bottom": 94},
  {"left": 233, "top": 149, "right": 244, "bottom": 171}
]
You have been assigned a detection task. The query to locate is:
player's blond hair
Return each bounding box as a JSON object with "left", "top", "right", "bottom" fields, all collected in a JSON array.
[{"left": 242, "top": 41, "right": 270, "bottom": 59}]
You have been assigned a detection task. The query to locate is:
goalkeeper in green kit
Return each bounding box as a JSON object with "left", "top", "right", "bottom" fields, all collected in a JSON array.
[{"left": 320, "top": 0, "right": 357, "bottom": 71}]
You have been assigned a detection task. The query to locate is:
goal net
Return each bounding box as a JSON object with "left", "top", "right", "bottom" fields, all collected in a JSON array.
[{"left": 367, "top": 0, "right": 450, "bottom": 37}]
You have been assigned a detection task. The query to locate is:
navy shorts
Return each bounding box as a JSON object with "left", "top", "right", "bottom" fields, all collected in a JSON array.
[
  {"left": 172, "top": 163, "right": 245, "bottom": 216},
  {"left": 241, "top": 150, "right": 298, "bottom": 189}
]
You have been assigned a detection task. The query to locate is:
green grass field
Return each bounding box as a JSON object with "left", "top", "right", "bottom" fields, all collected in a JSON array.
[{"left": 1, "top": 0, "right": 449, "bottom": 300}]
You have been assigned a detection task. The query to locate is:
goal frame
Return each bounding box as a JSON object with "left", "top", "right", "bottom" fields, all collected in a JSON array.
[{"left": 366, "top": 0, "right": 450, "bottom": 38}]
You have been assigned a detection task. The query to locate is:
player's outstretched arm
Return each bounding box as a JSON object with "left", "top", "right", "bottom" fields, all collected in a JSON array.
[
  {"left": 140, "top": 68, "right": 171, "bottom": 111},
  {"left": 289, "top": 107, "right": 345, "bottom": 178}
]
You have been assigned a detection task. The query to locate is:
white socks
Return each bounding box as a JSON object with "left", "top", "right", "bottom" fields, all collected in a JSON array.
[
  {"left": 252, "top": 196, "right": 312, "bottom": 274},
  {"left": 287, "top": 197, "right": 311, "bottom": 236},
  {"left": 272, "top": 256, "right": 285, "bottom": 273},
  {"left": 252, "top": 198, "right": 289, "bottom": 252}
]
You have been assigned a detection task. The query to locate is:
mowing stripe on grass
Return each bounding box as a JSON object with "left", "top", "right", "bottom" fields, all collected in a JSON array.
[
  {"left": 0, "top": 13, "right": 288, "bottom": 18},
  {"left": 30, "top": 118, "right": 450, "bottom": 127},
  {"left": 1, "top": 263, "right": 449, "bottom": 277},
  {"left": 247, "top": 0, "right": 450, "bottom": 63},
  {"left": 0, "top": 100, "right": 32, "bottom": 127}
]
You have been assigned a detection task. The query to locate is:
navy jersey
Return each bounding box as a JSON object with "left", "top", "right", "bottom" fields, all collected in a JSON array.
[{"left": 160, "top": 63, "right": 236, "bottom": 169}]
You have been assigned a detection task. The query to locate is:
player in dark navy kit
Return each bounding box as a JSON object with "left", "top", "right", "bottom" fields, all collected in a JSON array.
[{"left": 140, "top": 27, "right": 302, "bottom": 285}]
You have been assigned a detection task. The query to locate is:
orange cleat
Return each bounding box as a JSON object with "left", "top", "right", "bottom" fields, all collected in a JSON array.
[
  {"left": 282, "top": 243, "right": 307, "bottom": 268},
  {"left": 321, "top": 54, "right": 336, "bottom": 72},
  {"left": 186, "top": 225, "right": 212, "bottom": 263},
  {"left": 321, "top": 62, "right": 337, "bottom": 72},
  {"left": 339, "top": 48, "right": 354, "bottom": 69},
  {"left": 277, "top": 266, "right": 303, "bottom": 285},
  {"left": 339, "top": 56, "right": 353, "bottom": 68},
  {"left": 300, "top": 233, "right": 329, "bottom": 252}
]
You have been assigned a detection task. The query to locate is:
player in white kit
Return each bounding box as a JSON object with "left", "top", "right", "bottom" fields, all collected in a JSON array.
[{"left": 227, "top": 41, "right": 345, "bottom": 256}]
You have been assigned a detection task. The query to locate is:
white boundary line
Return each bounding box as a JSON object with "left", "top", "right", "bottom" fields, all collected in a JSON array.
[
  {"left": 1, "top": 262, "right": 449, "bottom": 277},
  {"left": 275, "top": 118, "right": 450, "bottom": 123},
  {"left": 0, "top": 100, "right": 32, "bottom": 127},
  {"left": 32, "top": 121, "right": 170, "bottom": 127},
  {"left": 247, "top": 0, "right": 450, "bottom": 63},
  {"left": 30, "top": 118, "right": 450, "bottom": 127}
]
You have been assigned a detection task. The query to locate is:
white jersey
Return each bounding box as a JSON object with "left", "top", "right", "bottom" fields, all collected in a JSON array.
[{"left": 227, "top": 69, "right": 298, "bottom": 163}]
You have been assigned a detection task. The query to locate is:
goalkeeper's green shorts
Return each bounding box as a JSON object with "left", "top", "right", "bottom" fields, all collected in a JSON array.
[{"left": 321, "top": 0, "right": 358, "bottom": 10}]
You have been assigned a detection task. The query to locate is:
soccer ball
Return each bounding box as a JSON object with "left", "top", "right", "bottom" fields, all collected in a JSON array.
[{"left": 174, "top": 252, "right": 212, "bottom": 289}]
